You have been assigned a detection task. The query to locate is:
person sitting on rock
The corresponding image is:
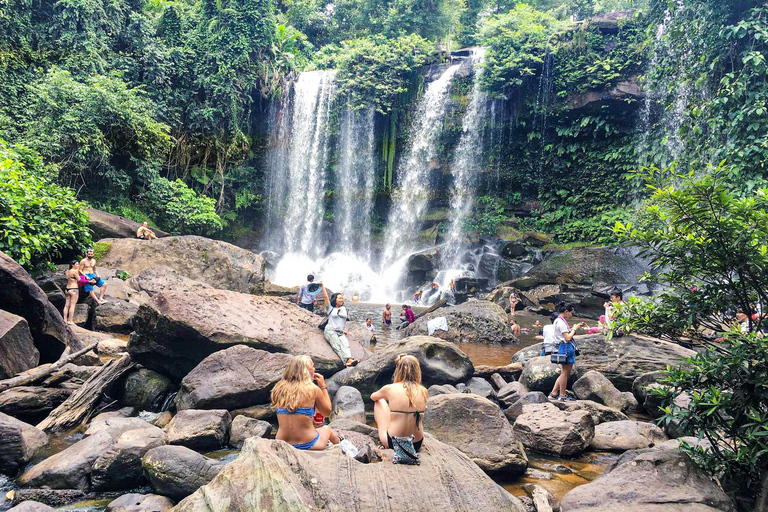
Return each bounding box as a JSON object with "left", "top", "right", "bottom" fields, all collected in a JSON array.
[
  {"left": 136, "top": 221, "right": 158, "bottom": 240},
  {"left": 79, "top": 248, "right": 107, "bottom": 305},
  {"left": 320, "top": 283, "right": 359, "bottom": 367},
  {"left": 371, "top": 354, "right": 428, "bottom": 462},
  {"left": 271, "top": 355, "right": 340, "bottom": 451}
]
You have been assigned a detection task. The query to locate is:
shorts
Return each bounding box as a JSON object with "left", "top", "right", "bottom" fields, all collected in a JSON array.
[
  {"left": 83, "top": 273, "right": 105, "bottom": 293},
  {"left": 557, "top": 342, "right": 576, "bottom": 366},
  {"left": 384, "top": 319, "right": 392, "bottom": 325},
  {"left": 299, "top": 303, "right": 314, "bottom": 311}
]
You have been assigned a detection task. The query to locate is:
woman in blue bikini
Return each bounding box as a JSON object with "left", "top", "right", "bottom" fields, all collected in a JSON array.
[{"left": 271, "top": 355, "right": 340, "bottom": 450}]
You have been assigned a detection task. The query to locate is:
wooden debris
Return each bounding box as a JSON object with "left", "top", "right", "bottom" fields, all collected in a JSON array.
[{"left": 0, "top": 344, "right": 97, "bottom": 392}]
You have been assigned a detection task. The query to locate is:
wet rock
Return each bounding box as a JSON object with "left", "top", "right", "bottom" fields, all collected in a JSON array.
[
  {"left": 228, "top": 416, "right": 271, "bottom": 448},
  {"left": 404, "top": 300, "right": 517, "bottom": 344},
  {"left": 559, "top": 449, "right": 733, "bottom": 512},
  {"left": 17, "top": 431, "right": 114, "bottom": 490},
  {"left": 99, "top": 236, "right": 265, "bottom": 294},
  {"left": 166, "top": 409, "right": 231, "bottom": 450},
  {"left": 175, "top": 345, "right": 291, "bottom": 411},
  {"left": 172, "top": 436, "right": 528, "bottom": 512},
  {"left": 428, "top": 384, "right": 460, "bottom": 397},
  {"left": 526, "top": 246, "right": 652, "bottom": 287},
  {"left": 573, "top": 371, "right": 638, "bottom": 412},
  {"left": 0, "top": 412, "right": 48, "bottom": 476},
  {"left": 523, "top": 484, "right": 557, "bottom": 512},
  {"left": 0, "top": 251, "right": 84, "bottom": 361},
  {"left": 513, "top": 402, "right": 595, "bottom": 457},
  {"left": 142, "top": 445, "right": 223, "bottom": 500},
  {"left": 129, "top": 290, "right": 370, "bottom": 379},
  {"left": 0, "top": 386, "right": 72, "bottom": 424},
  {"left": 93, "top": 301, "right": 139, "bottom": 334},
  {"left": 590, "top": 420, "right": 668, "bottom": 452},
  {"left": 503, "top": 392, "right": 549, "bottom": 422},
  {"left": 519, "top": 356, "right": 584, "bottom": 393},
  {"left": 118, "top": 368, "right": 177, "bottom": 412},
  {"left": 465, "top": 377, "right": 495, "bottom": 399},
  {"left": 424, "top": 393, "right": 528, "bottom": 474},
  {"left": 105, "top": 493, "right": 174, "bottom": 512},
  {"left": 326, "top": 336, "right": 473, "bottom": 400},
  {"left": 550, "top": 399, "right": 628, "bottom": 425},
  {"left": 85, "top": 415, "right": 155, "bottom": 438},
  {"left": 92, "top": 426, "right": 168, "bottom": 490},
  {"left": 153, "top": 411, "right": 173, "bottom": 428},
  {"left": 0, "top": 311, "right": 39, "bottom": 379},
  {"left": 499, "top": 241, "right": 528, "bottom": 259},
  {"left": 7, "top": 502, "right": 56, "bottom": 512},
  {"left": 330, "top": 385, "right": 365, "bottom": 423},
  {"left": 497, "top": 381, "right": 528, "bottom": 408}
]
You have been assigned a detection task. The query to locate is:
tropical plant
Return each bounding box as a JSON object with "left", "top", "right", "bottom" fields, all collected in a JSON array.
[
  {"left": 138, "top": 176, "right": 223, "bottom": 235},
  {"left": 462, "top": 195, "right": 507, "bottom": 236}
]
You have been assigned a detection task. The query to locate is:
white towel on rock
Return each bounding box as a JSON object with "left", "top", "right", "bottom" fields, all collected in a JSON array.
[{"left": 427, "top": 316, "right": 448, "bottom": 336}]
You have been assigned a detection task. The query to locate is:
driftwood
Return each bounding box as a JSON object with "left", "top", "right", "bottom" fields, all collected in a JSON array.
[
  {"left": 37, "top": 355, "right": 134, "bottom": 432},
  {"left": 0, "top": 343, "right": 97, "bottom": 392},
  {"left": 414, "top": 298, "right": 447, "bottom": 319}
]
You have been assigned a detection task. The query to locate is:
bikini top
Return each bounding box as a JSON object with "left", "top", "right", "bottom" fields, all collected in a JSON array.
[
  {"left": 390, "top": 409, "right": 426, "bottom": 429},
  {"left": 275, "top": 406, "right": 315, "bottom": 417}
]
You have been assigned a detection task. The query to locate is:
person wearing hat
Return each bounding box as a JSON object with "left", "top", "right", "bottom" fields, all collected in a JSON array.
[{"left": 297, "top": 274, "right": 319, "bottom": 312}]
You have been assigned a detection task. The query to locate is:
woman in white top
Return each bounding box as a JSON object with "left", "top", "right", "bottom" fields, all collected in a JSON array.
[
  {"left": 540, "top": 312, "right": 559, "bottom": 356},
  {"left": 549, "top": 303, "right": 587, "bottom": 401},
  {"left": 320, "top": 283, "right": 359, "bottom": 367}
]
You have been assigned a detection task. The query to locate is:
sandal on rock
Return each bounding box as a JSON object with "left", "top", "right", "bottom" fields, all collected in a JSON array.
[{"left": 345, "top": 358, "right": 360, "bottom": 367}]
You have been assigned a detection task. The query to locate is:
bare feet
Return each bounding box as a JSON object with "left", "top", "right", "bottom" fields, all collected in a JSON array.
[{"left": 67, "top": 321, "right": 75, "bottom": 325}]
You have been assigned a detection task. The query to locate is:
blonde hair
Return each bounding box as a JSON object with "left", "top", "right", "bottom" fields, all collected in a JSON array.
[
  {"left": 393, "top": 354, "right": 428, "bottom": 407},
  {"left": 270, "top": 355, "right": 317, "bottom": 412}
]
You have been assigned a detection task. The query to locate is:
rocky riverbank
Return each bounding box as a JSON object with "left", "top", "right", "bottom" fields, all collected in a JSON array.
[{"left": 0, "top": 236, "right": 734, "bottom": 512}]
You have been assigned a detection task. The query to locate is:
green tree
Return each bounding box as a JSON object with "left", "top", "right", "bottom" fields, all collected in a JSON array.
[
  {"left": 138, "top": 176, "right": 223, "bottom": 235},
  {"left": 0, "top": 138, "right": 91, "bottom": 268}
]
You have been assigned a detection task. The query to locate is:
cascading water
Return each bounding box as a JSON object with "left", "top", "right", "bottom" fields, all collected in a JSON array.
[
  {"left": 441, "top": 50, "right": 489, "bottom": 279},
  {"left": 379, "top": 64, "right": 462, "bottom": 281}
]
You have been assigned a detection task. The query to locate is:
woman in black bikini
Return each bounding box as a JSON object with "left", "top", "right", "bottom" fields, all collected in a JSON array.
[
  {"left": 371, "top": 354, "right": 428, "bottom": 453},
  {"left": 63, "top": 260, "right": 81, "bottom": 325}
]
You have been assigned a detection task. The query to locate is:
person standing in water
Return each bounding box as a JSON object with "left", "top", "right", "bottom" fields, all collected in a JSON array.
[
  {"left": 63, "top": 260, "right": 82, "bottom": 325},
  {"left": 320, "top": 283, "right": 359, "bottom": 367},
  {"left": 382, "top": 304, "right": 392, "bottom": 325},
  {"left": 79, "top": 248, "right": 107, "bottom": 305}
]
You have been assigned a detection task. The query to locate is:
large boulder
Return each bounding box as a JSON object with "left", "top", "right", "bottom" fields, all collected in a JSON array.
[
  {"left": 589, "top": 420, "right": 668, "bottom": 452},
  {"left": 0, "top": 311, "right": 39, "bottom": 379},
  {"left": 142, "top": 445, "right": 223, "bottom": 500},
  {"left": 559, "top": 449, "right": 734, "bottom": 512},
  {"left": 550, "top": 399, "right": 629, "bottom": 425},
  {"left": 129, "top": 266, "right": 212, "bottom": 296},
  {"left": 128, "top": 290, "right": 370, "bottom": 379},
  {"left": 0, "top": 251, "right": 84, "bottom": 361},
  {"left": 0, "top": 386, "right": 72, "bottom": 424},
  {"left": 7, "top": 502, "right": 56, "bottom": 512},
  {"left": 516, "top": 334, "right": 695, "bottom": 391},
  {"left": 228, "top": 416, "right": 271, "bottom": 448},
  {"left": 117, "top": 368, "right": 177, "bottom": 412},
  {"left": 99, "top": 236, "right": 265, "bottom": 295},
  {"left": 424, "top": 393, "right": 528, "bottom": 474},
  {"left": 519, "top": 356, "right": 585, "bottom": 392},
  {"left": 166, "top": 409, "right": 231, "bottom": 450},
  {"left": 330, "top": 385, "right": 366, "bottom": 423},
  {"left": 513, "top": 402, "right": 595, "bottom": 457},
  {"left": 105, "top": 493, "right": 174, "bottom": 512},
  {"left": 497, "top": 381, "right": 528, "bottom": 408},
  {"left": 326, "top": 337, "right": 474, "bottom": 400},
  {"left": 526, "top": 246, "right": 653, "bottom": 286},
  {"left": 175, "top": 345, "right": 292, "bottom": 411},
  {"left": 86, "top": 208, "right": 169, "bottom": 240},
  {"left": 84, "top": 415, "right": 156, "bottom": 438},
  {"left": 172, "top": 436, "right": 527, "bottom": 512},
  {"left": 573, "top": 370, "right": 638, "bottom": 412},
  {"left": 403, "top": 300, "right": 517, "bottom": 344},
  {"left": 93, "top": 301, "right": 140, "bottom": 333},
  {"left": 91, "top": 426, "right": 168, "bottom": 490},
  {"left": 0, "top": 412, "right": 48, "bottom": 475}
]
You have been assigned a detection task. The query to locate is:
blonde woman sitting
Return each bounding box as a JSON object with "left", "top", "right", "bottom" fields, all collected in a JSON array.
[
  {"left": 371, "top": 354, "right": 428, "bottom": 461},
  {"left": 271, "top": 355, "right": 340, "bottom": 450}
]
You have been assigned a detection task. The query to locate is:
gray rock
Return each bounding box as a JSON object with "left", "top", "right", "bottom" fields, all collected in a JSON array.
[
  {"left": 0, "top": 311, "right": 39, "bottom": 379},
  {"left": 490, "top": 373, "right": 507, "bottom": 390},
  {"left": 573, "top": 371, "right": 637, "bottom": 412},
  {"left": 428, "top": 384, "right": 461, "bottom": 397},
  {"left": 85, "top": 415, "right": 155, "bottom": 438},
  {"left": 7, "top": 502, "right": 56, "bottom": 512},
  {"left": 513, "top": 402, "right": 595, "bottom": 457},
  {"left": 142, "top": 445, "right": 223, "bottom": 500},
  {"left": 465, "top": 377, "right": 495, "bottom": 399},
  {"left": 590, "top": 420, "right": 668, "bottom": 452},
  {"left": 93, "top": 301, "right": 139, "bottom": 333},
  {"left": 559, "top": 449, "right": 734, "bottom": 512},
  {"left": 497, "top": 381, "right": 529, "bottom": 408},
  {"left": 327, "top": 336, "right": 474, "bottom": 400},
  {"left": 166, "top": 409, "right": 231, "bottom": 450},
  {"left": 0, "top": 386, "right": 72, "bottom": 424},
  {"left": 424, "top": 393, "right": 528, "bottom": 474},
  {"left": 72, "top": 304, "right": 90, "bottom": 327},
  {"left": 0, "top": 412, "right": 48, "bottom": 475},
  {"left": 92, "top": 426, "right": 168, "bottom": 490},
  {"left": 655, "top": 436, "right": 712, "bottom": 452},
  {"left": 96, "top": 337, "right": 129, "bottom": 357},
  {"left": 519, "top": 356, "right": 584, "bottom": 393},
  {"left": 550, "top": 399, "right": 629, "bottom": 425},
  {"left": 229, "top": 416, "right": 271, "bottom": 448},
  {"left": 129, "top": 265, "right": 212, "bottom": 297},
  {"left": 118, "top": 368, "right": 177, "bottom": 412},
  {"left": 330, "top": 386, "right": 365, "bottom": 423},
  {"left": 175, "top": 345, "right": 292, "bottom": 411},
  {"left": 503, "top": 392, "right": 549, "bottom": 422},
  {"left": 105, "top": 493, "right": 174, "bottom": 512},
  {"left": 404, "top": 300, "right": 517, "bottom": 344}
]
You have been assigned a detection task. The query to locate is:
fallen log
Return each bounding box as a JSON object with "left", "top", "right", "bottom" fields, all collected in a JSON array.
[
  {"left": 37, "top": 354, "right": 134, "bottom": 432},
  {"left": 414, "top": 298, "right": 447, "bottom": 319},
  {"left": 0, "top": 343, "right": 97, "bottom": 392}
]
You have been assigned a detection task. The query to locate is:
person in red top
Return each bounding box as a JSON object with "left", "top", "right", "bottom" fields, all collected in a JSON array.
[{"left": 398, "top": 305, "right": 416, "bottom": 330}]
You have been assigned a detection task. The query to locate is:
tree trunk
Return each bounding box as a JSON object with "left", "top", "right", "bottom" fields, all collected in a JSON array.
[{"left": 0, "top": 343, "right": 97, "bottom": 392}]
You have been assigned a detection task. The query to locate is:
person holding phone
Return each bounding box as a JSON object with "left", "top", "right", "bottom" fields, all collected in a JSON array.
[
  {"left": 549, "top": 302, "right": 587, "bottom": 401},
  {"left": 320, "top": 283, "right": 359, "bottom": 367}
]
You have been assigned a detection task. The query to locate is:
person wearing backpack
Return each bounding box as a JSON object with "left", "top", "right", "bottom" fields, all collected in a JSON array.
[
  {"left": 549, "top": 302, "right": 587, "bottom": 401},
  {"left": 320, "top": 283, "right": 359, "bottom": 368}
]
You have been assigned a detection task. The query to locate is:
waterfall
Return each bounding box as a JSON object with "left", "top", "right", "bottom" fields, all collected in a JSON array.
[
  {"left": 265, "top": 70, "right": 336, "bottom": 259},
  {"left": 380, "top": 64, "right": 461, "bottom": 273},
  {"left": 336, "top": 107, "right": 376, "bottom": 259},
  {"left": 442, "top": 50, "right": 489, "bottom": 273}
]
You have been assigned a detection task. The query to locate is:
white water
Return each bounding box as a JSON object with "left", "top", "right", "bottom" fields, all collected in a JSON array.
[{"left": 380, "top": 64, "right": 462, "bottom": 273}]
